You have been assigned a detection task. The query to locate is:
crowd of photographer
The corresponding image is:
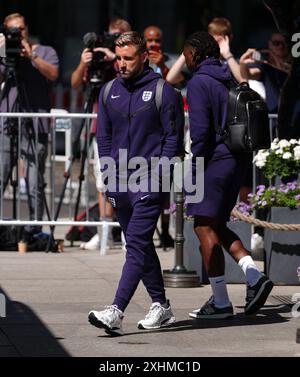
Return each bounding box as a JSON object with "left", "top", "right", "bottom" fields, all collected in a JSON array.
[{"left": 0, "top": 12, "right": 293, "bottom": 251}]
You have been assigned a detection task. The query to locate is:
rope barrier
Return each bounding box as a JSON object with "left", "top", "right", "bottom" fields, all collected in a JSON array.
[{"left": 231, "top": 209, "right": 300, "bottom": 231}]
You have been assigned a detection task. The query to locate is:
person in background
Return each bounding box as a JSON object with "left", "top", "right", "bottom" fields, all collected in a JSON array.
[
  {"left": 0, "top": 13, "right": 59, "bottom": 236},
  {"left": 143, "top": 25, "right": 170, "bottom": 79},
  {"left": 167, "top": 17, "right": 247, "bottom": 85},
  {"left": 239, "top": 31, "right": 291, "bottom": 115}
]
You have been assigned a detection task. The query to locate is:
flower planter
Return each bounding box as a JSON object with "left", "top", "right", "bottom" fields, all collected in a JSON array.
[
  {"left": 183, "top": 219, "right": 251, "bottom": 284},
  {"left": 264, "top": 207, "right": 300, "bottom": 285}
]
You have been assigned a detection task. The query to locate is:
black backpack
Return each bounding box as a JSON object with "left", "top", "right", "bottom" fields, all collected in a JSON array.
[{"left": 215, "top": 81, "right": 270, "bottom": 153}]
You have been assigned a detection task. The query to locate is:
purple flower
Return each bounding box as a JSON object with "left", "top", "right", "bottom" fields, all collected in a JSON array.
[
  {"left": 169, "top": 202, "right": 177, "bottom": 214},
  {"left": 279, "top": 188, "right": 289, "bottom": 194},
  {"left": 256, "top": 185, "right": 265, "bottom": 191},
  {"left": 295, "top": 195, "right": 300, "bottom": 201},
  {"left": 234, "top": 202, "right": 252, "bottom": 217}
]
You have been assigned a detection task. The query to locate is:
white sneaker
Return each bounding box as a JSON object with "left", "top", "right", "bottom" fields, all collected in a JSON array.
[
  {"left": 88, "top": 305, "right": 124, "bottom": 336},
  {"left": 137, "top": 300, "right": 176, "bottom": 330},
  {"left": 82, "top": 234, "right": 100, "bottom": 250}
]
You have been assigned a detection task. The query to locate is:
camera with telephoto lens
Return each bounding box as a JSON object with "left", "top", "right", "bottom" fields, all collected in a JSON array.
[
  {"left": 82, "top": 31, "right": 120, "bottom": 86},
  {"left": 0, "top": 26, "right": 22, "bottom": 62}
]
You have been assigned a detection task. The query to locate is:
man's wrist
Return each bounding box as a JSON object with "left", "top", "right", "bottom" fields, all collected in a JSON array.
[
  {"left": 30, "top": 50, "right": 38, "bottom": 60},
  {"left": 225, "top": 54, "right": 234, "bottom": 61}
]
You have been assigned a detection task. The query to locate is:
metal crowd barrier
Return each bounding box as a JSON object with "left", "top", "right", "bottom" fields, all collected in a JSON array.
[
  {"left": 0, "top": 112, "right": 120, "bottom": 254},
  {"left": 0, "top": 112, "right": 278, "bottom": 231}
]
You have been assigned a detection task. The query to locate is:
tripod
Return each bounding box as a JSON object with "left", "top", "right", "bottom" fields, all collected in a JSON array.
[
  {"left": 0, "top": 57, "right": 53, "bottom": 246},
  {"left": 48, "top": 82, "right": 101, "bottom": 249}
]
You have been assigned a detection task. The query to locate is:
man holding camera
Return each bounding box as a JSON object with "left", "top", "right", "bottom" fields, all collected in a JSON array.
[
  {"left": 0, "top": 13, "right": 59, "bottom": 233},
  {"left": 239, "top": 32, "right": 290, "bottom": 114},
  {"left": 71, "top": 19, "right": 131, "bottom": 90}
]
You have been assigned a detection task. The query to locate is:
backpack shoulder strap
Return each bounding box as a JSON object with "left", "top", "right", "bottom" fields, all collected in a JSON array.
[
  {"left": 198, "top": 74, "right": 231, "bottom": 137},
  {"left": 155, "top": 78, "right": 165, "bottom": 112},
  {"left": 103, "top": 78, "right": 117, "bottom": 106}
]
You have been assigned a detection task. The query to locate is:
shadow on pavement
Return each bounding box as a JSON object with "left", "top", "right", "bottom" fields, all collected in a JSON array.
[{"left": 0, "top": 287, "right": 70, "bottom": 357}]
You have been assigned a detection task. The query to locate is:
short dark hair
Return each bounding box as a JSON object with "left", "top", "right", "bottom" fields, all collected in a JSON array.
[
  {"left": 184, "top": 31, "right": 220, "bottom": 65},
  {"left": 115, "top": 31, "right": 147, "bottom": 54},
  {"left": 109, "top": 18, "right": 131, "bottom": 33}
]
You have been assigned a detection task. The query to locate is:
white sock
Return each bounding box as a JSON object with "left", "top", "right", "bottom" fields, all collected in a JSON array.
[
  {"left": 238, "top": 255, "right": 262, "bottom": 287},
  {"left": 208, "top": 276, "right": 231, "bottom": 308}
]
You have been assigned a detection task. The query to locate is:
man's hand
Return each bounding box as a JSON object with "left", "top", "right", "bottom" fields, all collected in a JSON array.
[
  {"left": 94, "top": 47, "right": 116, "bottom": 61},
  {"left": 218, "top": 35, "right": 232, "bottom": 60},
  {"left": 80, "top": 48, "right": 93, "bottom": 65},
  {"left": 239, "top": 48, "right": 257, "bottom": 65},
  {"left": 20, "top": 38, "right": 34, "bottom": 59},
  {"left": 149, "top": 49, "right": 165, "bottom": 68}
]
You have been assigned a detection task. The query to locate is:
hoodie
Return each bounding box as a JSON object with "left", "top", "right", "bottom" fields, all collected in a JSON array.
[
  {"left": 97, "top": 67, "right": 184, "bottom": 178},
  {"left": 187, "top": 57, "right": 232, "bottom": 161}
]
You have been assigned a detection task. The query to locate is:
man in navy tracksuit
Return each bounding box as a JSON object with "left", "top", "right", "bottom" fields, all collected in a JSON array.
[{"left": 88, "top": 32, "right": 184, "bottom": 336}]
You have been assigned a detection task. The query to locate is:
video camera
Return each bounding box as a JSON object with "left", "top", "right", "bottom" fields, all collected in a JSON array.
[
  {"left": 82, "top": 31, "right": 120, "bottom": 85},
  {"left": 0, "top": 26, "right": 22, "bottom": 61}
]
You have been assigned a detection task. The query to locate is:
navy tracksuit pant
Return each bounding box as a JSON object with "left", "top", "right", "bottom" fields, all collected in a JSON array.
[{"left": 110, "top": 192, "right": 166, "bottom": 312}]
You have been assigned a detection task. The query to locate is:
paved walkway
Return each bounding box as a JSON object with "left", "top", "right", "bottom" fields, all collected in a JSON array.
[{"left": 0, "top": 243, "right": 299, "bottom": 357}]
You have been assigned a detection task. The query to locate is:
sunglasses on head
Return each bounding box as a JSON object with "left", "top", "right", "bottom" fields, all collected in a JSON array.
[{"left": 271, "top": 40, "right": 286, "bottom": 47}]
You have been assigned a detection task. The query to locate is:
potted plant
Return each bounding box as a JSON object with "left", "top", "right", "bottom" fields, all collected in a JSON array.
[
  {"left": 253, "top": 138, "right": 300, "bottom": 184},
  {"left": 248, "top": 183, "right": 300, "bottom": 285}
]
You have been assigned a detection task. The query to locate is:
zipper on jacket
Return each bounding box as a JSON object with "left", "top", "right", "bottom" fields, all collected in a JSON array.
[{"left": 127, "top": 91, "right": 133, "bottom": 159}]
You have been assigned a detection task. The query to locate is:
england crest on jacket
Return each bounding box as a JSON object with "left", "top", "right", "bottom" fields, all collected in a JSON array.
[{"left": 142, "top": 91, "right": 152, "bottom": 102}]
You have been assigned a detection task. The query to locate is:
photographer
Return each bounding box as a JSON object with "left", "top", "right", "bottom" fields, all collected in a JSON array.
[
  {"left": 71, "top": 18, "right": 131, "bottom": 250},
  {"left": 0, "top": 13, "right": 59, "bottom": 234},
  {"left": 71, "top": 19, "right": 131, "bottom": 90},
  {"left": 240, "top": 32, "right": 291, "bottom": 114}
]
